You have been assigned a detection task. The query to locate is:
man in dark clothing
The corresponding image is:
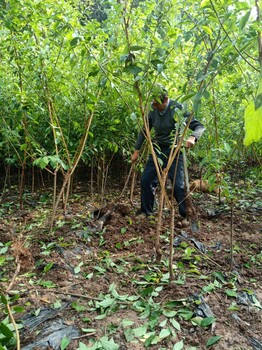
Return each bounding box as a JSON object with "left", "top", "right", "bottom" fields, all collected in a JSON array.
[{"left": 131, "top": 86, "right": 205, "bottom": 225}]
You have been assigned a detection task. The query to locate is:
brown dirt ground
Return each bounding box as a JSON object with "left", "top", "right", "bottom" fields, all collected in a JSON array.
[{"left": 0, "top": 185, "right": 261, "bottom": 350}]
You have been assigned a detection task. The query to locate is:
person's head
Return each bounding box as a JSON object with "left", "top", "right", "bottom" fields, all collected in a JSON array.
[{"left": 151, "top": 84, "right": 168, "bottom": 112}]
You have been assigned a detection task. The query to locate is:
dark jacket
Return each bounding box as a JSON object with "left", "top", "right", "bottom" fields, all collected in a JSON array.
[{"left": 134, "top": 99, "right": 205, "bottom": 150}]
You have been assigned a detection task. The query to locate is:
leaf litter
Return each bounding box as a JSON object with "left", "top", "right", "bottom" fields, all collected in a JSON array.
[{"left": 0, "top": 187, "right": 261, "bottom": 350}]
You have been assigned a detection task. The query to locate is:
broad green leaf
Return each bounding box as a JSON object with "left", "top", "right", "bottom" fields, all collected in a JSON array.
[
  {"left": 124, "top": 328, "right": 135, "bottom": 342},
  {"left": 213, "top": 271, "right": 226, "bottom": 282},
  {"left": 239, "top": 10, "right": 251, "bottom": 30},
  {"left": 60, "top": 337, "right": 70, "bottom": 350},
  {"left": 200, "top": 316, "right": 216, "bottom": 327},
  {"left": 159, "top": 319, "right": 168, "bottom": 327},
  {"left": 162, "top": 310, "right": 177, "bottom": 318},
  {"left": 43, "top": 262, "right": 54, "bottom": 273},
  {"left": 74, "top": 262, "right": 84, "bottom": 274},
  {"left": 121, "top": 319, "right": 134, "bottom": 328},
  {"left": 38, "top": 280, "right": 56, "bottom": 288},
  {"left": 71, "top": 302, "right": 86, "bottom": 312},
  {"left": 200, "top": 0, "right": 211, "bottom": 8},
  {"left": 77, "top": 342, "right": 92, "bottom": 350},
  {"left": 180, "top": 93, "right": 195, "bottom": 103},
  {"left": 12, "top": 306, "right": 24, "bottom": 313},
  {"left": 70, "top": 37, "right": 80, "bottom": 47},
  {"left": 159, "top": 328, "right": 171, "bottom": 339},
  {"left": 191, "top": 316, "right": 203, "bottom": 326},
  {"left": 170, "top": 318, "right": 181, "bottom": 331},
  {"left": 202, "top": 25, "right": 213, "bottom": 36},
  {"left": 177, "top": 309, "right": 193, "bottom": 320},
  {"left": 123, "top": 65, "right": 143, "bottom": 75},
  {"left": 0, "top": 294, "right": 8, "bottom": 305},
  {"left": 173, "top": 339, "right": 184, "bottom": 350},
  {"left": 97, "top": 297, "right": 115, "bottom": 308},
  {"left": 99, "top": 336, "right": 119, "bottom": 350},
  {"left": 206, "top": 335, "right": 222, "bottom": 347},
  {"left": 144, "top": 332, "right": 156, "bottom": 347},
  {"left": 95, "top": 314, "right": 107, "bottom": 320},
  {"left": 133, "top": 325, "right": 147, "bottom": 337},
  {"left": 130, "top": 45, "right": 145, "bottom": 51},
  {"left": 244, "top": 76, "right": 262, "bottom": 146},
  {"left": 225, "top": 290, "right": 238, "bottom": 297},
  {"left": 0, "top": 322, "right": 13, "bottom": 338}
]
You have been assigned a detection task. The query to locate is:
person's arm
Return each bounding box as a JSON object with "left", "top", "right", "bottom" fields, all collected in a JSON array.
[
  {"left": 188, "top": 116, "right": 205, "bottom": 140},
  {"left": 182, "top": 108, "right": 205, "bottom": 148}
]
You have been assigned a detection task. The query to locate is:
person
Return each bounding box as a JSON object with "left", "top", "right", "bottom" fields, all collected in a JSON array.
[{"left": 131, "top": 85, "right": 205, "bottom": 225}]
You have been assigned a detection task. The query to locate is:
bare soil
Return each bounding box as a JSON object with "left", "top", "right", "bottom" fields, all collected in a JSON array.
[{"left": 0, "top": 184, "right": 261, "bottom": 350}]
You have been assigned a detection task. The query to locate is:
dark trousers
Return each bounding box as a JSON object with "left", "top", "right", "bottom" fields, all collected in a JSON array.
[{"left": 141, "top": 146, "right": 187, "bottom": 218}]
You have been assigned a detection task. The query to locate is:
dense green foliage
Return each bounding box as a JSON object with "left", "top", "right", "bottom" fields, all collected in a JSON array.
[{"left": 0, "top": 0, "right": 261, "bottom": 182}]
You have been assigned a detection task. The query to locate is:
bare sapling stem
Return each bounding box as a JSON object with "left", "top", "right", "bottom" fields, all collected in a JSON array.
[
  {"left": 169, "top": 206, "right": 175, "bottom": 280},
  {"left": 230, "top": 199, "right": 234, "bottom": 270}
]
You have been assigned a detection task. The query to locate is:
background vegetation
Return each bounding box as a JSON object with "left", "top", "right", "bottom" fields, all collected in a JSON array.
[{"left": 0, "top": 0, "right": 261, "bottom": 203}]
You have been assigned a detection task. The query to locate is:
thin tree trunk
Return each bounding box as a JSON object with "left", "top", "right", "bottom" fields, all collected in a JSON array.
[
  {"left": 31, "top": 165, "right": 35, "bottom": 195},
  {"left": 130, "top": 169, "right": 136, "bottom": 205},
  {"left": 255, "top": 0, "right": 261, "bottom": 67},
  {"left": 91, "top": 158, "right": 94, "bottom": 198},
  {"left": 169, "top": 207, "right": 175, "bottom": 280},
  {"left": 230, "top": 200, "right": 234, "bottom": 270}
]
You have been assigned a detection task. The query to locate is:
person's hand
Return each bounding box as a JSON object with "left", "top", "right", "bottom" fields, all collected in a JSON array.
[
  {"left": 185, "top": 136, "right": 196, "bottom": 148},
  {"left": 131, "top": 150, "right": 140, "bottom": 163}
]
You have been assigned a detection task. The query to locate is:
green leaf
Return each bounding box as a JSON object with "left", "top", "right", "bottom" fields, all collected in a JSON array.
[
  {"left": 97, "top": 297, "right": 115, "bottom": 308},
  {"left": 74, "top": 262, "right": 84, "bottom": 274},
  {"left": 81, "top": 328, "right": 97, "bottom": 333},
  {"left": 70, "top": 37, "right": 80, "bottom": 47},
  {"left": 239, "top": 10, "right": 251, "bottom": 30},
  {"left": 144, "top": 332, "right": 156, "bottom": 347},
  {"left": 202, "top": 25, "right": 213, "bottom": 36},
  {"left": 133, "top": 325, "right": 147, "bottom": 337},
  {"left": 33, "top": 156, "right": 50, "bottom": 169},
  {"left": 71, "top": 301, "right": 86, "bottom": 312},
  {"left": 60, "top": 337, "right": 70, "bottom": 350},
  {"left": 162, "top": 310, "right": 177, "bottom": 318},
  {"left": 159, "top": 328, "right": 171, "bottom": 339},
  {"left": 206, "top": 335, "right": 222, "bottom": 347},
  {"left": 77, "top": 342, "right": 91, "bottom": 350},
  {"left": 121, "top": 319, "right": 134, "bottom": 328},
  {"left": 180, "top": 93, "right": 195, "bottom": 103},
  {"left": 170, "top": 318, "right": 181, "bottom": 331},
  {"left": 0, "top": 322, "right": 13, "bottom": 339},
  {"left": 213, "top": 271, "right": 226, "bottom": 282},
  {"left": 0, "top": 294, "right": 8, "bottom": 305},
  {"left": 38, "top": 280, "right": 56, "bottom": 288},
  {"left": 99, "top": 336, "right": 119, "bottom": 350},
  {"left": 225, "top": 290, "right": 238, "bottom": 297},
  {"left": 123, "top": 65, "right": 143, "bottom": 75},
  {"left": 43, "top": 262, "right": 54, "bottom": 273},
  {"left": 200, "top": 317, "right": 216, "bottom": 327},
  {"left": 130, "top": 45, "right": 145, "bottom": 51},
  {"left": 244, "top": 99, "right": 262, "bottom": 146},
  {"left": 177, "top": 309, "right": 193, "bottom": 320},
  {"left": 12, "top": 306, "right": 24, "bottom": 313},
  {"left": 173, "top": 339, "right": 184, "bottom": 350}
]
